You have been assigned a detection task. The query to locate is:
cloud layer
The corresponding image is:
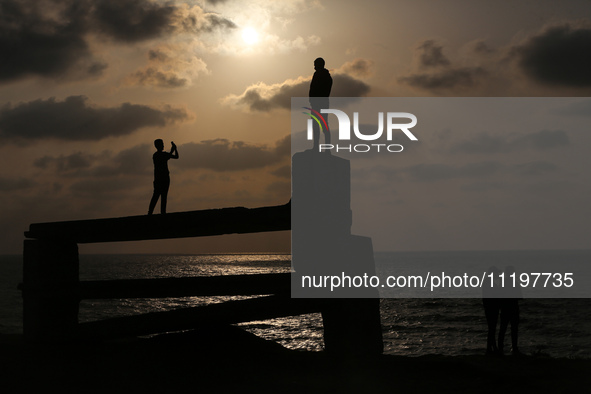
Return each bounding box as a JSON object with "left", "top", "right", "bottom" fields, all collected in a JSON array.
[
  {"left": 398, "top": 21, "right": 591, "bottom": 93},
  {"left": 223, "top": 60, "right": 372, "bottom": 112},
  {"left": 180, "top": 135, "right": 290, "bottom": 171},
  {"left": 0, "top": 0, "right": 235, "bottom": 82},
  {"left": 514, "top": 23, "right": 591, "bottom": 87},
  {"left": 0, "top": 96, "right": 191, "bottom": 142}
]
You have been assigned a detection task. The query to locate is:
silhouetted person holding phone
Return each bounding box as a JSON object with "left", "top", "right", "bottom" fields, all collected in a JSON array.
[
  {"left": 309, "top": 57, "right": 332, "bottom": 150},
  {"left": 498, "top": 266, "right": 522, "bottom": 355},
  {"left": 148, "top": 139, "right": 179, "bottom": 215}
]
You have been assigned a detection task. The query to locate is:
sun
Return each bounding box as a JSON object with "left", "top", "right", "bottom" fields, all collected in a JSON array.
[{"left": 241, "top": 27, "right": 259, "bottom": 45}]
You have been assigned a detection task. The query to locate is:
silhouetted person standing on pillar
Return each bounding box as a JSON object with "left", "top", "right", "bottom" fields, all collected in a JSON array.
[
  {"left": 148, "top": 139, "right": 179, "bottom": 215},
  {"left": 309, "top": 57, "right": 332, "bottom": 150}
]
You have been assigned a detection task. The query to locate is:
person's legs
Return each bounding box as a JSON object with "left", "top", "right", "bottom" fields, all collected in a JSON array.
[
  {"left": 160, "top": 178, "right": 170, "bottom": 214},
  {"left": 484, "top": 302, "right": 499, "bottom": 354},
  {"left": 148, "top": 183, "right": 160, "bottom": 215}
]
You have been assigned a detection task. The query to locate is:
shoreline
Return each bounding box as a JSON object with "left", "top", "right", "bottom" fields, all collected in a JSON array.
[{"left": 1, "top": 328, "right": 588, "bottom": 393}]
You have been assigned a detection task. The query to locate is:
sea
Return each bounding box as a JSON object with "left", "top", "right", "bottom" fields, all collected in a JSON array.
[{"left": 1, "top": 251, "right": 590, "bottom": 359}]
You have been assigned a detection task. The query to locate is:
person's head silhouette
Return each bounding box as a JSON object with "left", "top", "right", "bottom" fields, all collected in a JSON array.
[
  {"left": 314, "top": 57, "right": 325, "bottom": 70},
  {"left": 154, "top": 139, "right": 164, "bottom": 151}
]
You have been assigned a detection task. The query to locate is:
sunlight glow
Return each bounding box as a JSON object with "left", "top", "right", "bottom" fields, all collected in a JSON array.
[{"left": 241, "top": 27, "right": 260, "bottom": 45}]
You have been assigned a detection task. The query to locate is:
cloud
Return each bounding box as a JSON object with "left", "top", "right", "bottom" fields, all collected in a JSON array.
[
  {"left": 34, "top": 136, "right": 290, "bottom": 178},
  {"left": 513, "top": 22, "right": 591, "bottom": 87},
  {"left": 470, "top": 40, "right": 496, "bottom": 55},
  {"left": 337, "top": 58, "right": 375, "bottom": 78},
  {"left": 34, "top": 152, "right": 96, "bottom": 173},
  {"left": 90, "top": 0, "right": 177, "bottom": 42},
  {"left": 0, "top": 0, "right": 106, "bottom": 82},
  {"left": 0, "top": 96, "right": 191, "bottom": 143},
  {"left": 398, "top": 39, "right": 488, "bottom": 91},
  {"left": 223, "top": 61, "right": 371, "bottom": 112},
  {"left": 399, "top": 67, "right": 487, "bottom": 90},
  {"left": 124, "top": 46, "right": 209, "bottom": 89},
  {"left": 449, "top": 130, "right": 570, "bottom": 154},
  {"left": 34, "top": 145, "right": 153, "bottom": 178},
  {"left": 127, "top": 67, "right": 190, "bottom": 88},
  {"left": 180, "top": 135, "right": 290, "bottom": 171},
  {"left": 0, "top": 0, "right": 234, "bottom": 82},
  {"left": 0, "top": 177, "right": 35, "bottom": 192},
  {"left": 91, "top": 0, "right": 235, "bottom": 42},
  {"left": 396, "top": 22, "right": 591, "bottom": 94},
  {"left": 417, "top": 40, "right": 450, "bottom": 68}
]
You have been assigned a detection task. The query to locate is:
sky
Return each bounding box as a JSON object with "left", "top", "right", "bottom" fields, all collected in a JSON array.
[{"left": 0, "top": 0, "right": 590, "bottom": 254}]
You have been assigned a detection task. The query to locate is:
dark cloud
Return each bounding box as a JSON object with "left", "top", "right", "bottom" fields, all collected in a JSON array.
[
  {"left": 124, "top": 46, "right": 208, "bottom": 89},
  {"left": 399, "top": 67, "right": 487, "bottom": 90},
  {"left": 398, "top": 39, "right": 487, "bottom": 91},
  {"left": 0, "top": 0, "right": 105, "bottom": 82},
  {"left": 514, "top": 23, "right": 591, "bottom": 87},
  {"left": 0, "top": 177, "right": 35, "bottom": 192},
  {"left": 417, "top": 40, "right": 450, "bottom": 67},
  {"left": 34, "top": 145, "right": 152, "bottom": 177},
  {"left": 450, "top": 130, "right": 569, "bottom": 154},
  {"left": 34, "top": 152, "right": 95, "bottom": 173},
  {"left": 91, "top": 0, "right": 177, "bottom": 42},
  {"left": 127, "top": 67, "right": 189, "bottom": 88},
  {"left": 91, "top": 0, "right": 235, "bottom": 42},
  {"left": 148, "top": 49, "right": 169, "bottom": 62},
  {"left": 471, "top": 40, "right": 496, "bottom": 55},
  {"left": 180, "top": 135, "right": 290, "bottom": 171},
  {"left": 111, "top": 144, "right": 152, "bottom": 175},
  {"left": 33, "top": 137, "right": 288, "bottom": 179},
  {"left": 227, "top": 73, "right": 370, "bottom": 112},
  {"left": 0, "top": 0, "right": 234, "bottom": 82},
  {"left": 0, "top": 96, "right": 190, "bottom": 143}
]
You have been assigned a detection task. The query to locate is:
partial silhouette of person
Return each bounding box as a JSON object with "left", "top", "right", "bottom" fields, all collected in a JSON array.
[
  {"left": 482, "top": 266, "right": 501, "bottom": 355},
  {"left": 148, "top": 139, "right": 179, "bottom": 215},
  {"left": 498, "top": 266, "right": 523, "bottom": 355},
  {"left": 309, "top": 57, "right": 332, "bottom": 150}
]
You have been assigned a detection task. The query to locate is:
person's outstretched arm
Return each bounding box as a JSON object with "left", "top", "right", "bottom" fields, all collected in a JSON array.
[{"left": 171, "top": 141, "right": 179, "bottom": 159}]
